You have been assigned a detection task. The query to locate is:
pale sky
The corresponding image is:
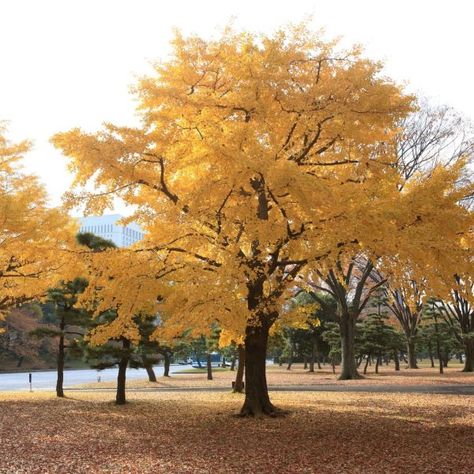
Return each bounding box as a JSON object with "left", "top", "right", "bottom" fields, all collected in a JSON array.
[{"left": 1, "top": 0, "right": 473, "bottom": 214}]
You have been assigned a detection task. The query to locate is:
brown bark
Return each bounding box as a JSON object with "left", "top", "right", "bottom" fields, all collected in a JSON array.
[
  {"left": 363, "top": 354, "right": 370, "bottom": 375},
  {"left": 116, "top": 339, "right": 130, "bottom": 405},
  {"left": 240, "top": 323, "right": 276, "bottom": 417},
  {"left": 56, "top": 315, "right": 65, "bottom": 398},
  {"left": 462, "top": 339, "right": 474, "bottom": 372},
  {"left": 233, "top": 344, "right": 245, "bottom": 393},
  {"left": 407, "top": 340, "right": 418, "bottom": 369},
  {"left": 393, "top": 350, "right": 400, "bottom": 371},
  {"left": 163, "top": 352, "right": 171, "bottom": 377},
  {"left": 339, "top": 314, "right": 361, "bottom": 380},
  {"left": 428, "top": 341, "right": 435, "bottom": 368},
  {"left": 375, "top": 354, "right": 381, "bottom": 374},
  {"left": 144, "top": 360, "right": 157, "bottom": 382},
  {"left": 309, "top": 337, "right": 316, "bottom": 372},
  {"left": 206, "top": 352, "right": 213, "bottom": 380}
]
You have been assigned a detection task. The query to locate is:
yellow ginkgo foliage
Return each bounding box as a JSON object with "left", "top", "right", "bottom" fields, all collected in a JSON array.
[
  {"left": 52, "top": 25, "right": 472, "bottom": 416},
  {"left": 0, "top": 127, "right": 77, "bottom": 325}
]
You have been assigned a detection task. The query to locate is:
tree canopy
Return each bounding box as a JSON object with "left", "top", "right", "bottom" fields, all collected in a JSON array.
[{"left": 52, "top": 26, "right": 473, "bottom": 415}]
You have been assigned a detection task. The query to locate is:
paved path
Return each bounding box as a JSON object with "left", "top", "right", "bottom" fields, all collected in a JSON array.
[
  {"left": 64, "top": 383, "right": 474, "bottom": 395},
  {"left": 0, "top": 364, "right": 190, "bottom": 391}
]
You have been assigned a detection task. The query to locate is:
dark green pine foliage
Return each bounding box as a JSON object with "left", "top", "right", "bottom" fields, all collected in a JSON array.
[
  {"left": 31, "top": 278, "right": 90, "bottom": 397},
  {"left": 75, "top": 232, "right": 134, "bottom": 405},
  {"left": 357, "top": 312, "right": 403, "bottom": 374},
  {"left": 291, "top": 291, "right": 337, "bottom": 371},
  {"left": 420, "top": 300, "right": 462, "bottom": 373}
]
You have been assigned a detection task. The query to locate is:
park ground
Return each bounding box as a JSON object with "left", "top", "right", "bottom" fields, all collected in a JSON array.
[{"left": 0, "top": 364, "right": 472, "bottom": 473}]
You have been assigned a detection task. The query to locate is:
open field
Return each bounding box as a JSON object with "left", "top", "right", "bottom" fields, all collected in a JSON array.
[
  {"left": 72, "top": 362, "right": 474, "bottom": 390},
  {"left": 1, "top": 365, "right": 473, "bottom": 473},
  {"left": 0, "top": 388, "right": 473, "bottom": 473}
]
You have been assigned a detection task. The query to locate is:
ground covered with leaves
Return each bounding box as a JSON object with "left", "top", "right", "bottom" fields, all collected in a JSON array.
[
  {"left": 0, "top": 385, "right": 473, "bottom": 473},
  {"left": 75, "top": 362, "right": 474, "bottom": 390}
]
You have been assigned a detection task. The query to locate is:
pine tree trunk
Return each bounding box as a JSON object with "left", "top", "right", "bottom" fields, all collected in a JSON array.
[
  {"left": 163, "top": 352, "right": 171, "bottom": 377},
  {"left": 303, "top": 356, "right": 307, "bottom": 370},
  {"left": 406, "top": 340, "right": 418, "bottom": 369},
  {"left": 287, "top": 342, "right": 294, "bottom": 370},
  {"left": 230, "top": 355, "right": 236, "bottom": 371},
  {"left": 462, "top": 339, "right": 474, "bottom": 372},
  {"left": 428, "top": 341, "right": 435, "bottom": 368},
  {"left": 240, "top": 324, "right": 276, "bottom": 416},
  {"left": 393, "top": 350, "right": 400, "bottom": 371},
  {"left": 56, "top": 316, "right": 65, "bottom": 398},
  {"left": 375, "top": 354, "right": 381, "bottom": 374},
  {"left": 234, "top": 344, "right": 245, "bottom": 393},
  {"left": 363, "top": 354, "right": 370, "bottom": 375},
  {"left": 339, "top": 314, "right": 361, "bottom": 380},
  {"left": 309, "top": 337, "right": 316, "bottom": 373},
  {"left": 143, "top": 359, "right": 157, "bottom": 382},
  {"left": 442, "top": 352, "right": 449, "bottom": 368},
  {"left": 195, "top": 352, "right": 202, "bottom": 368},
  {"left": 206, "top": 352, "right": 213, "bottom": 380},
  {"left": 116, "top": 339, "right": 130, "bottom": 405}
]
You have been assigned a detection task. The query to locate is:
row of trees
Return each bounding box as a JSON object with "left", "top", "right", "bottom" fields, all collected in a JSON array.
[
  {"left": 2, "top": 26, "right": 473, "bottom": 416},
  {"left": 278, "top": 291, "right": 467, "bottom": 375}
]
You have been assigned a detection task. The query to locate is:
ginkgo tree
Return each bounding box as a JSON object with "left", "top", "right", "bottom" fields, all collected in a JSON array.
[
  {"left": 0, "top": 127, "right": 76, "bottom": 323},
  {"left": 53, "top": 26, "right": 472, "bottom": 416}
]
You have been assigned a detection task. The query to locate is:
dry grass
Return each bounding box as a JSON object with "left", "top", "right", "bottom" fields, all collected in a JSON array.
[
  {"left": 0, "top": 387, "right": 473, "bottom": 473},
  {"left": 73, "top": 362, "right": 474, "bottom": 390}
]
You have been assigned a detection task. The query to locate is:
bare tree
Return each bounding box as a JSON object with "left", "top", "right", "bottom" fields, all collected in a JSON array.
[
  {"left": 437, "top": 275, "right": 474, "bottom": 372},
  {"left": 395, "top": 100, "right": 473, "bottom": 189},
  {"left": 306, "top": 256, "right": 386, "bottom": 379}
]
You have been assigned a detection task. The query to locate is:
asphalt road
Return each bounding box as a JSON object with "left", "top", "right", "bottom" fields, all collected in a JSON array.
[{"left": 0, "top": 364, "right": 190, "bottom": 391}]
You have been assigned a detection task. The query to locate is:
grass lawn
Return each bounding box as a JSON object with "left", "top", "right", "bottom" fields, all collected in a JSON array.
[{"left": 0, "top": 365, "right": 473, "bottom": 473}]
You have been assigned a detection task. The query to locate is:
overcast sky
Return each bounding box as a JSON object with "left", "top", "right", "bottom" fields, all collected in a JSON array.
[{"left": 1, "top": 0, "right": 473, "bottom": 213}]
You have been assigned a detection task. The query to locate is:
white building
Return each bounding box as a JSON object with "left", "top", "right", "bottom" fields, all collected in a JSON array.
[{"left": 78, "top": 214, "right": 145, "bottom": 248}]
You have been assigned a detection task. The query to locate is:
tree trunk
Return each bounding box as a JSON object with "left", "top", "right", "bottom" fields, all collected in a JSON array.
[
  {"left": 363, "top": 354, "right": 370, "bottom": 375},
  {"left": 206, "top": 352, "right": 213, "bottom": 380},
  {"left": 303, "top": 356, "right": 307, "bottom": 370},
  {"left": 230, "top": 355, "right": 236, "bottom": 371},
  {"left": 462, "top": 339, "right": 474, "bottom": 372},
  {"left": 339, "top": 314, "right": 361, "bottom": 380},
  {"left": 406, "top": 339, "right": 418, "bottom": 369},
  {"left": 233, "top": 344, "right": 245, "bottom": 393},
  {"left": 375, "top": 354, "right": 381, "bottom": 374},
  {"left": 286, "top": 342, "right": 294, "bottom": 370},
  {"left": 143, "top": 358, "right": 157, "bottom": 382},
  {"left": 428, "top": 341, "right": 435, "bottom": 368},
  {"left": 116, "top": 339, "right": 130, "bottom": 405},
  {"left": 309, "top": 337, "right": 316, "bottom": 373},
  {"left": 56, "top": 316, "right": 65, "bottom": 398},
  {"left": 16, "top": 356, "right": 24, "bottom": 368},
  {"left": 163, "top": 352, "right": 171, "bottom": 377},
  {"left": 240, "top": 323, "right": 276, "bottom": 416},
  {"left": 393, "top": 350, "right": 400, "bottom": 371}
]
